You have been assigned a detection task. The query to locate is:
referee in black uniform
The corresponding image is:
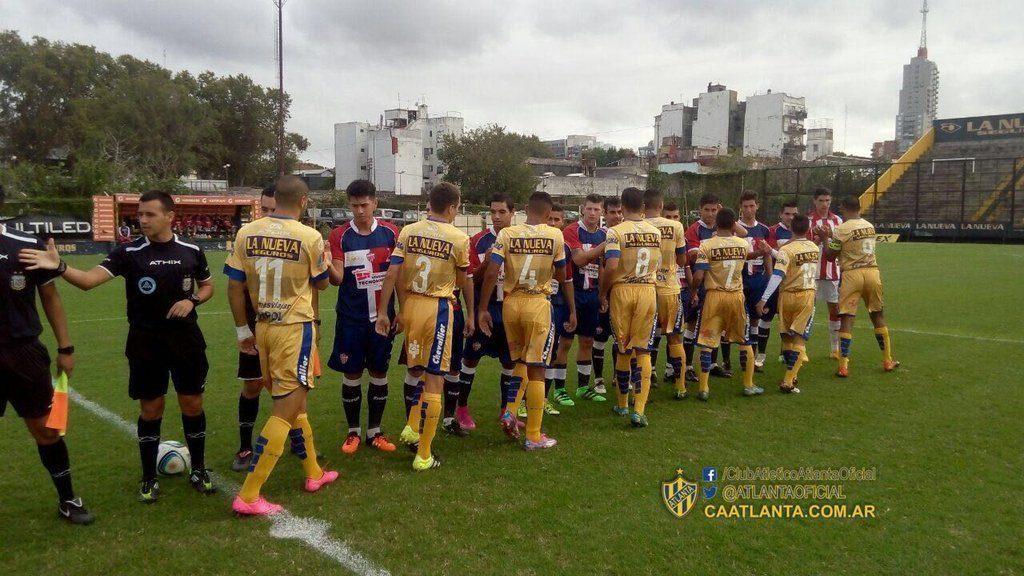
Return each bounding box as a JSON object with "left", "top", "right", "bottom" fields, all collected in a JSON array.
[
  {"left": 1, "top": 218, "right": 94, "bottom": 524},
  {"left": 21, "top": 190, "right": 217, "bottom": 503}
]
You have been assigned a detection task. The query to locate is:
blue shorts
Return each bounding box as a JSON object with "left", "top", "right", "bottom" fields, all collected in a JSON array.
[
  {"left": 451, "top": 307, "right": 465, "bottom": 372},
  {"left": 464, "top": 302, "right": 511, "bottom": 366},
  {"left": 595, "top": 309, "right": 612, "bottom": 343},
  {"left": 552, "top": 300, "right": 572, "bottom": 341},
  {"left": 682, "top": 287, "right": 705, "bottom": 324},
  {"left": 573, "top": 291, "right": 601, "bottom": 338},
  {"left": 743, "top": 274, "right": 770, "bottom": 320},
  {"left": 328, "top": 317, "right": 395, "bottom": 375}
]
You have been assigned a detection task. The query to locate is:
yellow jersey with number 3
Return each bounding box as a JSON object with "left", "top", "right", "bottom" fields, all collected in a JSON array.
[
  {"left": 694, "top": 235, "right": 750, "bottom": 292},
  {"left": 604, "top": 219, "right": 663, "bottom": 286},
  {"left": 831, "top": 218, "right": 877, "bottom": 270},
  {"left": 491, "top": 223, "right": 565, "bottom": 297},
  {"left": 390, "top": 218, "right": 469, "bottom": 300},
  {"left": 773, "top": 239, "right": 820, "bottom": 292},
  {"left": 225, "top": 215, "right": 330, "bottom": 325},
  {"left": 646, "top": 216, "right": 686, "bottom": 295}
]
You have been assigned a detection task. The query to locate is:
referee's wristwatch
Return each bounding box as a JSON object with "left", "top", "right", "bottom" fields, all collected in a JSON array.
[
  {"left": 57, "top": 345, "right": 75, "bottom": 356},
  {"left": 189, "top": 294, "right": 203, "bottom": 307},
  {"left": 56, "top": 260, "right": 68, "bottom": 274}
]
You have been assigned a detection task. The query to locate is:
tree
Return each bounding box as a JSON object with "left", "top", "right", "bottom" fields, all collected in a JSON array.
[
  {"left": 438, "top": 124, "right": 550, "bottom": 205},
  {"left": 583, "top": 146, "right": 636, "bottom": 167}
]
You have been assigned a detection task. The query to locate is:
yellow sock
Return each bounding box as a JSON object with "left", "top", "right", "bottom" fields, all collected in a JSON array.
[
  {"left": 874, "top": 327, "right": 893, "bottom": 362},
  {"left": 668, "top": 343, "right": 686, "bottom": 392},
  {"left": 292, "top": 413, "right": 323, "bottom": 480},
  {"left": 739, "top": 344, "right": 755, "bottom": 389},
  {"left": 415, "top": 392, "right": 442, "bottom": 459},
  {"left": 507, "top": 363, "right": 529, "bottom": 415},
  {"left": 525, "top": 380, "right": 545, "bottom": 442},
  {"left": 634, "top": 354, "right": 652, "bottom": 414},
  {"left": 239, "top": 415, "right": 290, "bottom": 503},
  {"left": 614, "top": 351, "right": 632, "bottom": 408}
]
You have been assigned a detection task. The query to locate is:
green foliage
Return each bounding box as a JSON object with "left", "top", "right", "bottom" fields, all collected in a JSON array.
[
  {"left": 438, "top": 124, "right": 549, "bottom": 204},
  {"left": 582, "top": 146, "right": 636, "bottom": 167}
]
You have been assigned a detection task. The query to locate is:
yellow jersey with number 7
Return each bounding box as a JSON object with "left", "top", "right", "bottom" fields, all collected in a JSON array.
[
  {"left": 224, "top": 215, "right": 330, "bottom": 325},
  {"left": 604, "top": 219, "right": 663, "bottom": 286},
  {"left": 831, "top": 218, "right": 877, "bottom": 270},
  {"left": 390, "top": 217, "right": 470, "bottom": 300},
  {"left": 490, "top": 223, "right": 565, "bottom": 297},
  {"left": 694, "top": 235, "right": 750, "bottom": 292},
  {"left": 773, "top": 239, "right": 821, "bottom": 292}
]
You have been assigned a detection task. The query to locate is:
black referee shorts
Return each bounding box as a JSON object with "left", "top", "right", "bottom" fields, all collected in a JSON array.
[
  {"left": 0, "top": 339, "right": 53, "bottom": 419},
  {"left": 126, "top": 325, "right": 209, "bottom": 401},
  {"left": 237, "top": 350, "right": 262, "bottom": 380}
]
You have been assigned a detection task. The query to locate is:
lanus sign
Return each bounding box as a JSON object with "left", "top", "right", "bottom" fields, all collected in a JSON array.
[{"left": 935, "top": 113, "right": 1024, "bottom": 141}]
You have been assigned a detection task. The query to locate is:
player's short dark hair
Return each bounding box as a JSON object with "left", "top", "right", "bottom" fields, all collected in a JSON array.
[
  {"left": 550, "top": 203, "right": 564, "bottom": 213},
  {"left": 603, "top": 197, "right": 621, "bottom": 211},
  {"left": 739, "top": 190, "right": 758, "bottom": 204},
  {"left": 643, "top": 188, "right": 663, "bottom": 209},
  {"left": 490, "top": 193, "right": 514, "bottom": 211},
  {"left": 139, "top": 190, "right": 175, "bottom": 212},
  {"left": 261, "top": 183, "right": 276, "bottom": 198},
  {"left": 812, "top": 187, "right": 832, "bottom": 199},
  {"left": 715, "top": 207, "right": 736, "bottom": 230},
  {"left": 781, "top": 199, "right": 799, "bottom": 210},
  {"left": 663, "top": 201, "right": 678, "bottom": 212},
  {"left": 621, "top": 187, "right": 644, "bottom": 211},
  {"left": 699, "top": 193, "right": 719, "bottom": 207},
  {"left": 275, "top": 175, "right": 309, "bottom": 207},
  {"left": 840, "top": 195, "right": 861, "bottom": 212},
  {"left": 791, "top": 214, "right": 810, "bottom": 234},
  {"left": 429, "top": 182, "right": 461, "bottom": 213},
  {"left": 527, "top": 191, "right": 554, "bottom": 214},
  {"left": 346, "top": 179, "right": 376, "bottom": 199},
  {"left": 584, "top": 193, "right": 603, "bottom": 206}
]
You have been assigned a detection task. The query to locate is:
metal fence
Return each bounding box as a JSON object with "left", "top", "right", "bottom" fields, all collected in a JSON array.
[{"left": 668, "top": 157, "right": 1024, "bottom": 241}]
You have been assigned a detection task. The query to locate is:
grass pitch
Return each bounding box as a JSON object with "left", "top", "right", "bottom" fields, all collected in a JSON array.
[{"left": 1, "top": 242, "right": 1021, "bottom": 575}]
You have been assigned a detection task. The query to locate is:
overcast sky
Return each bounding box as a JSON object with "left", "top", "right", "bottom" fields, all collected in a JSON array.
[{"left": 6, "top": 0, "right": 1023, "bottom": 165}]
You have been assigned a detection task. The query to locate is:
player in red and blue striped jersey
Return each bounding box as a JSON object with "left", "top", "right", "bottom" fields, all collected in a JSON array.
[
  {"left": 460, "top": 194, "right": 516, "bottom": 430},
  {"left": 562, "top": 194, "right": 609, "bottom": 403},
  {"left": 763, "top": 200, "right": 799, "bottom": 361},
  {"left": 544, "top": 205, "right": 574, "bottom": 416},
  {"left": 737, "top": 191, "right": 773, "bottom": 372},
  {"left": 327, "top": 180, "right": 399, "bottom": 455}
]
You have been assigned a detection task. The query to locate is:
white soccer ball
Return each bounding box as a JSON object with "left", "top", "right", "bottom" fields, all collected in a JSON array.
[{"left": 157, "top": 440, "right": 191, "bottom": 476}]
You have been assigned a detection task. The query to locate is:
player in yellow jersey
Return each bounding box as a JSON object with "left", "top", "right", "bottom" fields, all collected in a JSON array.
[
  {"left": 478, "top": 192, "right": 574, "bottom": 449},
  {"left": 755, "top": 214, "right": 819, "bottom": 393},
  {"left": 226, "top": 176, "right": 337, "bottom": 516},
  {"left": 818, "top": 196, "right": 900, "bottom": 377},
  {"left": 599, "top": 187, "right": 662, "bottom": 427},
  {"left": 375, "top": 183, "right": 474, "bottom": 471},
  {"left": 692, "top": 208, "right": 769, "bottom": 400},
  {"left": 643, "top": 189, "right": 689, "bottom": 400}
]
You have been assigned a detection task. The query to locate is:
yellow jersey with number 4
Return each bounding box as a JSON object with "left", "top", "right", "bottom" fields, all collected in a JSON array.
[
  {"left": 773, "top": 239, "right": 820, "bottom": 293},
  {"left": 604, "top": 219, "right": 663, "bottom": 286},
  {"left": 225, "top": 215, "right": 330, "bottom": 325},
  {"left": 831, "top": 218, "right": 877, "bottom": 270},
  {"left": 391, "top": 218, "right": 469, "bottom": 300},
  {"left": 491, "top": 223, "right": 565, "bottom": 298},
  {"left": 694, "top": 235, "right": 750, "bottom": 292},
  {"left": 646, "top": 216, "right": 686, "bottom": 295}
]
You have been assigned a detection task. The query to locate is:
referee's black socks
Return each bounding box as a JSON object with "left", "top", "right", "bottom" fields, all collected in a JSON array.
[
  {"left": 238, "top": 394, "right": 259, "bottom": 453},
  {"left": 138, "top": 417, "right": 162, "bottom": 480},
  {"left": 37, "top": 439, "right": 74, "bottom": 502},
  {"left": 182, "top": 412, "right": 207, "bottom": 472}
]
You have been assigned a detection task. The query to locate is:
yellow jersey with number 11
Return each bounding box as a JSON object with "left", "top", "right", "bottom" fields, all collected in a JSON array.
[
  {"left": 390, "top": 217, "right": 470, "bottom": 299},
  {"left": 831, "top": 218, "right": 877, "bottom": 271},
  {"left": 773, "top": 239, "right": 821, "bottom": 292},
  {"left": 694, "top": 235, "right": 750, "bottom": 292},
  {"left": 604, "top": 219, "right": 663, "bottom": 286}
]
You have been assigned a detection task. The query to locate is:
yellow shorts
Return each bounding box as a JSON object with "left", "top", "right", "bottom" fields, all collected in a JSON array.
[
  {"left": 656, "top": 291, "right": 684, "bottom": 335},
  {"left": 402, "top": 294, "right": 455, "bottom": 375},
  {"left": 503, "top": 294, "right": 554, "bottom": 366},
  {"left": 610, "top": 284, "right": 658, "bottom": 353},
  {"left": 256, "top": 321, "right": 318, "bottom": 398},
  {"left": 778, "top": 290, "right": 815, "bottom": 339},
  {"left": 839, "top": 267, "right": 884, "bottom": 316},
  {"left": 696, "top": 290, "right": 749, "bottom": 348}
]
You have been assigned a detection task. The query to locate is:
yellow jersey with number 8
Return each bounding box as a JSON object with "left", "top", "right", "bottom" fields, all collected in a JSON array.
[
  {"left": 604, "top": 219, "right": 663, "bottom": 286},
  {"left": 225, "top": 215, "right": 330, "bottom": 325},
  {"left": 831, "top": 218, "right": 877, "bottom": 270},
  {"left": 694, "top": 235, "right": 750, "bottom": 292},
  {"left": 491, "top": 223, "right": 565, "bottom": 297},
  {"left": 773, "top": 239, "right": 820, "bottom": 292},
  {"left": 391, "top": 218, "right": 469, "bottom": 300}
]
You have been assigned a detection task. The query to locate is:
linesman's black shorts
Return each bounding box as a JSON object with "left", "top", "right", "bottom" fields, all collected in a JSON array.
[
  {"left": 126, "top": 325, "right": 209, "bottom": 400},
  {"left": 237, "top": 350, "right": 262, "bottom": 380},
  {"left": 0, "top": 339, "right": 53, "bottom": 419}
]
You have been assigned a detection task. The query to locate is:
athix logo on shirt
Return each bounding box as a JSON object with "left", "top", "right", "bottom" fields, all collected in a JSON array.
[{"left": 149, "top": 260, "right": 182, "bottom": 265}]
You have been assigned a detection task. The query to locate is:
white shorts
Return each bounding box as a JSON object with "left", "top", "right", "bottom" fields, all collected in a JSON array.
[{"left": 816, "top": 279, "right": 839, "bottom": 304}]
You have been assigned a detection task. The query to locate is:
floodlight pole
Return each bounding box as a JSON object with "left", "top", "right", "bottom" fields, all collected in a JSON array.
[{"left": 275, "top": 0, "right": 286, "bottom": 177}]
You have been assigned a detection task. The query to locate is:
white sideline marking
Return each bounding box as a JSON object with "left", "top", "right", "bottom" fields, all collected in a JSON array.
[
  {"left": 69, "top": 311, "right": 232, "bottom": 324},
  {"left": 68, "top": 389, "right": 390, "bottom": 576},
  {"left": 810, "top": 319, "right": 1023, "bottom": 345}
]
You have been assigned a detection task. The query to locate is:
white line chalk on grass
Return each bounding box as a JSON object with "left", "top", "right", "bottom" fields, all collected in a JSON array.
[
  {"left": 809, "top": 319, "right": 1023, "bottom": 345},
  {"left": 68, "top": 389, "right": 390, "bottom": 576}
]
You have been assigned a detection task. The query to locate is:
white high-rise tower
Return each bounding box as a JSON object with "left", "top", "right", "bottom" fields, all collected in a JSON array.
[{"left": 894, "top": 0, "right": 939, "bottom": 152}]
